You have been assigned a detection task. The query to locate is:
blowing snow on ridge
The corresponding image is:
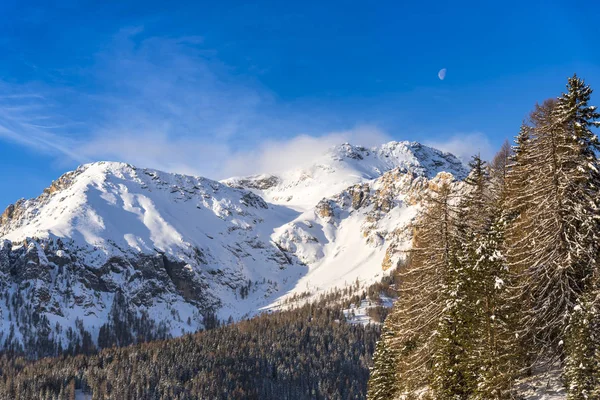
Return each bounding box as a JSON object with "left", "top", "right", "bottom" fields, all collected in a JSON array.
[{"left": 0, "top": 141, "right": 466, "bottom": 355}]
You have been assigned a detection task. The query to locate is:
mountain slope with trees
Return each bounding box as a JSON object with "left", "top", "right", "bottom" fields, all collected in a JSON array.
[{"left": 0, "top": 290, "right": 390, "bottom": 400}]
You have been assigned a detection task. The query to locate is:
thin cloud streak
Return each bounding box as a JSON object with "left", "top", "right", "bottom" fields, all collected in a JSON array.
[
  {"left": 424, "top": 132, "right": 494, "bottom": 163},
  {"left": 0, "top": 92, "right": 88, "bottom": 162},
  {"left": 0, "top": 27, "right": 395, "bottom": 178},
  {"left": 0, "top": 27, "right": 488, "bottom": 179}
]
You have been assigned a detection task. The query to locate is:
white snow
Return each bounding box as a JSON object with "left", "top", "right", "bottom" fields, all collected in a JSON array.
[
  {"left": 344, "top": 295, "right": 395, "bottom": 326},
  {"left": 0, "top": 141, "right": 467, "bottom": 346},
  {"left": 518, "top": 368, "right": 566, "bottom": 399},
  {"left": 225, "top": 141, "right": 466, "bottom": 212}
]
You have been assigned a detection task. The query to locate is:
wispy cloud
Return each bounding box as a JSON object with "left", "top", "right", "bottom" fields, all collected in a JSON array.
[
  {"left": 0, "top": 27, "right": 488, "bottom": 179},
  {"left": 0, "top": 27, "right": 393, "bottom": 178},
  {"left": 221, "top": 126, "right": 391, "bottom": 178},
  {"left": 0, "top": 85, "right": 86, "bottom": 161},
  {"left": 424, "top": 132, "right": 494, "bottom": 162}
]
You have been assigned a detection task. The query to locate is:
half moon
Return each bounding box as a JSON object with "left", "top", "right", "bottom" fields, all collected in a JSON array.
[{"left": 438, "top": 68, "right": 447, "bottom": 80}]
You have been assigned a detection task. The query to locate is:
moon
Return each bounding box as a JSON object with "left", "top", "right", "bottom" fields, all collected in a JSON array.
[{"left": 438, "top": 68, "right": 447, "bottom": 81}]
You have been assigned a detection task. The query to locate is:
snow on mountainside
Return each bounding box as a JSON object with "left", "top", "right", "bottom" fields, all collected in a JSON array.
[
  {"left": 0, "top": 141, "right": 467, "bottom": 355},
  {"left": 268, "top": 169, "right": 462, "bottom": 305},
  {"left": 224, "top": 141, "right": 466, "bottom": 210}
]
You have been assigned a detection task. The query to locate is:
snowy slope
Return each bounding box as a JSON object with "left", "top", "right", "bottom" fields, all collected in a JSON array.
[
  {"left": 224, "top": 141, "right": 466, "bottom": 211},
  {"left": 0, "top": 141, "right": 467, "bottom": 354},
  {"left": 0, "top": 162, "right": 304, "bottom": 353},
  {"left": 268, "top": 169, "right": 461, "bottom": 306}
]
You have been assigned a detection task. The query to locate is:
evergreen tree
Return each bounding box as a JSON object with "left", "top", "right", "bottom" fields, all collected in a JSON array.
[
  {"left": 468, "top": 144, "right": 524, "bottom": 399},
  {"left": 564, "top": 292, "right": 600, "bottom": 399},
  {"left": 489, "top": 139, "right": 513, "bottom": 203},
  {"left": 367, "top": 322, "right": 399, "bottom": 400},
  {"left": 429, "top": 157, "right": 489, "bottom": 399},
  {"left": 555, "top": 74, "right": 600, "bottom": 399},
  {"left": 462, "top": 154, "right": 492, "bottom": 233},
  {"left": 471, "top": 217, "right": 520, "bottom": 399},
  {"left": 430, "top": 241, "right": 478, "bottom": 399},
  {"left": 505, "top": 88, "right": 598, "bottom": 360},
  {"left": 376, "top": 155, "right": 523, "bottom": 399},
  {"left": 504, "top": 123, "right": 533, "bottom": 220},
  {"left": 502, "top": 76, "right": 600, "bottom": 396},
  {"left": 383, "top": 176, "right": 463, "bottom": 397}
]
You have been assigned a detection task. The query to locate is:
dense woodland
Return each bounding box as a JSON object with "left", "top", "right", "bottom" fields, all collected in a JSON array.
[
  {"left": 368, "top": 75, "right": 600, "bottom": 399},
  {"left": 0, "top": 278, "right": 403, "bottom": 400}
]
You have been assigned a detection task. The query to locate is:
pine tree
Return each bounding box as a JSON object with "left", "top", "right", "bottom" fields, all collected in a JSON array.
[
  {"left": 471, "top": 217, "right": 521, "bottom": 399},
  {"left": 367, "top": 322, "right": 399, "bottom": 400},
  {"left": 437, "top": 153, "right": 520, "bottom": 399},
  {"left": 466, "top": 143, "right": 526, "bottom": 399},
  {"left": 504, "top": 123, "right": 533, "bottom": 221},
  {"left": 429, "top": 157, "right": 490, "bottom": 399},
  {"left": 489, "top": 139, "right": 513, "bottom": 201},
  {"left": 384, "top": 176, "right": 462, "bottom": 397},
  {"left": 504, "top": 76, "right": 600, "bottom": 384},
  {"left": 554, "top": 74, "right": 600, "bottom": 398},
  {"left": 462, "top": 154, "right": 492, "bottom": 233},
  {"left": 552, "top": 74, "right": 600, "bottom": 287},
  {"left": 430, "top": 239, "right": 478, "bottom": 399},
  {"left": 564, "top": 292, "right": 599, "bottom": 399},
  {"left": 506, "top": 94, "right": 591, "bottom": 359}
]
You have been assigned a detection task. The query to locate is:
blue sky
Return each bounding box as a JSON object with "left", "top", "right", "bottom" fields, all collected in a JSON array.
[{"left": 0, "top": 0, "right": 599, "bottom": 209}]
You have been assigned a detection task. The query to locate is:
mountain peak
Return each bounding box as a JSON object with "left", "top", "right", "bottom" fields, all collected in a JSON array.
[
  {"left": 328, "top": 140, "right": 466, "bottom": 179},
  {"left": 0, "top": 162, "right": 267, "bottom": 254},
  {"left": 0, "top": 140, "right": 468, "bottom": 355},
  {"left": 227, "top": 140, "right": 467, "bottom": 210}
]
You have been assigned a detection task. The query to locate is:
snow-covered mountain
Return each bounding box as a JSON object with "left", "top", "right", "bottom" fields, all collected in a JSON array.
[
  {"left": 0, "top": 141, "right": 467, "bottom": 355},
  {"left": 224, "top": 141, "right": 466, "bottom": 210}
]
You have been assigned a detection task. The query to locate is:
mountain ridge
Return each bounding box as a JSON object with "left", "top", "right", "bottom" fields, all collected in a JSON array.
[
  {"left": 0, "top": 141, "right": 467, "bottom": 356},
  {"left": 224, "top": 140, "right": 467, "bottom": 210}
]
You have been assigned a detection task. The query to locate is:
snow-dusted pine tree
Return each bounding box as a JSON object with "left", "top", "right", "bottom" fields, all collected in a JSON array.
[
  {"left": 382, "top": 177, "right": 462, "bottom": 397},
  {"left": 367, "top": 322, "right": 399, "bottom": 400},
  {"left": 462, "top": 154, "right": 493, "bottom": 233},
  {"left": 471, "top": 217, "right": 521, "bottom": 400},
  {"left": 429, "top": 156, "right": 490, "bottom": 399},
  {"left": 489, "top": 139, "right": 513, "bottom": 204},
  {"left": 467, "top": 143, "right": 527, "bottom": 399},
  {"left": 446, "top": 153, "right": 519, "bottom": 399},
  {"left": 504, "top": 123, "right": 533, "bottom": 221},
  {"left": 564, "top": 292, "right": 599, "bottom": 400},
  {"left": 505, "top": 75, "right": 600, "bottom": 370},
  {"left": 430, "top": 238, "right": 478, "bottom": 399}
]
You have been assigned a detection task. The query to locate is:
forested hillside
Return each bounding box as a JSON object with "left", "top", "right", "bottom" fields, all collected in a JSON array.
[
  {"left": 368, "top": 74, "right": 600, "bottom": 399},
  {"left": 0, "top": 303, "right": 377, "bottom": 399},
  {"left": 0, "top": 273, "right": 405, "bottom": 400}
]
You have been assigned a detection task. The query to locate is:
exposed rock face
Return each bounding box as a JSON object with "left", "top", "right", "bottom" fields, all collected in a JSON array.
[
  {"left": 0, "top": 204, "right": 15, "bottom": 225},
  {"left": 315, "top": 199, "right": 335, "bottom": 219},
  {"left": 1, "top": 168, "right": 82, "bottom": 235},
  {"left": 0, "top": 239, "right": 220, "bottom": 357},
  {"left": 227, "top": 175, "right": 281, "bottom": 191}
]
